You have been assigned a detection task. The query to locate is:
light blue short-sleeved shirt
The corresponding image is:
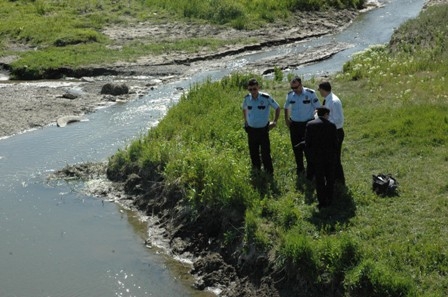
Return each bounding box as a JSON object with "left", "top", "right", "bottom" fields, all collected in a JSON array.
[
  {"left": 242, "top": 92, "right": 279, "bottom": 128},
  {"left": 284, "top": 88, "right": 321, "bottom": 122}
]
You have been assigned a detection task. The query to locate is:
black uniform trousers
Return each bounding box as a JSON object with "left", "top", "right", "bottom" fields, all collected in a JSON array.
[
  {"left": 335, "top": 128, "right": 345, "bottom": 184},
  {"left": 247, "top": 124, "right": 273, "bottom": 174},
  {"left": 289, "top": 119, "right": 313, "bottom": 175},
  {"left": 315, "top": 155, "right": 336, "bottom": 207}
]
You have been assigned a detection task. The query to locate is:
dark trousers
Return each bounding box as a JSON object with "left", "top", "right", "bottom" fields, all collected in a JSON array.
[
  {"left": 315, "top": 157, "right": 336, "bottom": 207},
  {"left": 247, "top": 125, "right": 273, "bottom": 174},
  {"left": 335, "top": 128, "right": 345, "bottom": 184},
  {"left": 289, "top": 120, "right": 312, "bottom": 175}
]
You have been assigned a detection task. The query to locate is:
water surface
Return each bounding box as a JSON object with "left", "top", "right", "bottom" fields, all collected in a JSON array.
[{"left": 0, "top": 1, "right": 426, "bottom": 295}]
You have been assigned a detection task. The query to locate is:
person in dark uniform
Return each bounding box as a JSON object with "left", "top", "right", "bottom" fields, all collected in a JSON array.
[
  {"left": 242, "top": 78, "right": 280, "bottom": 175},
  {"left": 318, "top": 81, "right": 345, "bottom": 185},
  {"left": 284, "top": 77, "right": 321, "bottom": 177},
  {"left": 304, "top": 107, "right": 338, "bottom": 208}
]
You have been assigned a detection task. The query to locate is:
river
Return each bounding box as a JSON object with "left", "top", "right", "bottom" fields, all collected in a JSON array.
[{"left": 0, "top": 0, "right": 425, "bottom": 296}]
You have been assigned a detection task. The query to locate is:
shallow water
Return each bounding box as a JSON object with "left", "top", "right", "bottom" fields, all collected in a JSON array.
[{"left": 0, "top": 0, "right": 426, "bottom": 296}]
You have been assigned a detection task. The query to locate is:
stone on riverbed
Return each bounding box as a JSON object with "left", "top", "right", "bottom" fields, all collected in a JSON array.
[
  {"left": 100, "top": 83, "right": 129, "bottom": 95},
  {"left": 57, "top": 115, "right": 83, "bottom": 127}
]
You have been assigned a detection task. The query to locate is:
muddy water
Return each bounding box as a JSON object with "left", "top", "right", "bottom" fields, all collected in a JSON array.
[{"left": 0, "top": 0, "right": 425, "bottom": 296}]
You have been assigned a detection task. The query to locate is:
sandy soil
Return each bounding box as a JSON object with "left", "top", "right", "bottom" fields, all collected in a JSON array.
[{"left": 0, "top": 9, "right": 359, "bottom": 138}]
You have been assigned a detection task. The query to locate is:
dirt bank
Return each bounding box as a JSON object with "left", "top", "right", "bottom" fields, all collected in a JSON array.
[
  {"left": 5, "top": 4, "right": 386, "bottom": 297},
  {"left": 0, "top": 8, "right": 360, "bottom": 139},
  {"left": 37, "top": 8, "right": 363, "bottom": 295}
]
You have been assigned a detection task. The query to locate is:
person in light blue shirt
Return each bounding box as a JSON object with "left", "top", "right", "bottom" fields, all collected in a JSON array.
[
  {"left": 242, "top": 78, "right": 280, "bottom": 175},
  {"left": 284, "top": 76, "right": 321, "bottom": 177},
  {"left": 319, "top": 81, "right": 345, "bottom": 185}
]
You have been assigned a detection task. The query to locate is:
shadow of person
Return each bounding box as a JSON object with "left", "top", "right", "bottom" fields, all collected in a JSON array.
[
  {"left": 295, "top": 174, "right": 315, "bottom": 205},
  {"left": 307, "top": 183, "right": 356, "bottom": 232},
  {"left": 250, "top": 169, "right": 280, "bottom": 197}
]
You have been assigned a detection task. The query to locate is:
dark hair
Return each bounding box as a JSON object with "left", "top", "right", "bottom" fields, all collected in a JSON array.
[
  {"left": 290, "top": 76, "right": 302, "bottom": 84},
  {"left": 318, "top": 81, "right": 331, "bottom": 92},
  {"left": 316, "top": 106, "right": 330, "bottom": 117},
  {"left": 247, "top": 78, "right": 259, "bottom": 86}
]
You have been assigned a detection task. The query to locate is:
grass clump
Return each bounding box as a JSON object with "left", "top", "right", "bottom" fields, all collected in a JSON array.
[
  {"left": 107, "top": 3, "right": 447, "bottom": 297},
  {"left": 344, "top": 259, "right": 416, "bottom": 297}
]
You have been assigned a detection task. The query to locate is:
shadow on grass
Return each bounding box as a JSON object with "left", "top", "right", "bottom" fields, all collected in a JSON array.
[
  {"left": 250, "top": 169, "right": 281, "bottom": 197},
  {"left": 295, "top": 174, "right": 315, "bottom": 205},
  {"left": 307, "top": 183, "right": 357, "bottom": 231}
]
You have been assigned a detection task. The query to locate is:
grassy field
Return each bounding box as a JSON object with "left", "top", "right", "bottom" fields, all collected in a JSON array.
[
  {"left": 107, "top": 4, "right": 448, "bottom": 296},
  {"left": 0, "top": 0, "right": 363, "bottom": 78}
]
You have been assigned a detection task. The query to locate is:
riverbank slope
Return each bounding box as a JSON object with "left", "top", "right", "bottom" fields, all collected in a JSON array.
[{"left": 53, "top": 1, "right": 448, "bottom": 296}]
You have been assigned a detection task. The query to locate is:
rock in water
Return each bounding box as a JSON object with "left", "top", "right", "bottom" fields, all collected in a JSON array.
[{"left": 57, "top": 115, "right": 82, "bottom": 127}]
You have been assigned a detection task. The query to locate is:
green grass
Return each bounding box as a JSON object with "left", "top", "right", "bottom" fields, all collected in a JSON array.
[
  {"left": 107, "top": 4, "right": 448, "bottom": 296},
  {"left": 9, "top": 37, "right": 248, "bottom": 79},
  {"left": 0, "top": 0, "right": 364, "bottom": 78}
]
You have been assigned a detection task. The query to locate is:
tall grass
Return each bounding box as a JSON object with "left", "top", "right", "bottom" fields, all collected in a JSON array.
[{"left": 108, "top": 4, "right": 448, "bottom": 296}]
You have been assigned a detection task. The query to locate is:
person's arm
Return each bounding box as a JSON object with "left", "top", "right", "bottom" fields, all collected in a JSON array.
[
  {"left": 242, "top": 97, "right": 249, "bottom": 127},
  {"left": 312, "top": 93, "right": 321, "bottom": 109},
  {"left": 268, "top": 107, "right": 280, "bottom": 130},
  {"left": 284, "top": 94, "right": 291, "bottom": 127},
  {"left": 332, "top": 100, "right": 344, "bottom": 129},
  {"left": 273, "top": 107, "right": 280, "bottom": 123},
  {"left": 284, "top": 108, "right": 291, "bottom": 127}
]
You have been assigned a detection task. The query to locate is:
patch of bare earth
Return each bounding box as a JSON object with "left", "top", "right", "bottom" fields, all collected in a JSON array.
[{"left": 102, "top": 10, "right": 358, "bottom": 68}]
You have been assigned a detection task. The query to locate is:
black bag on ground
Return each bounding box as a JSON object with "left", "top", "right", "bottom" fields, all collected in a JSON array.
[{"left": 372, "top": 174, "right": 398, "bottom": 197}]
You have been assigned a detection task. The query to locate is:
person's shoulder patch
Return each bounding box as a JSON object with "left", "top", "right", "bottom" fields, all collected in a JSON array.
[
  {"left": 305, "top": 88, "right": 315, "bottom": 94},
  {"left": 260, "top": 92, "right": 270, "bottom": 98},
  {"left": 288, "top": 90, "right": 294, "bottom": 95}
]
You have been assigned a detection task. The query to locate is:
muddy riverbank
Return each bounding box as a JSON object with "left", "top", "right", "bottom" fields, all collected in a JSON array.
[
  {"left": 0, "top": 8, "right": 361, "bottom": 139},
  {"left": 1, "top": 1, "right": 434, "bottom": 297}
]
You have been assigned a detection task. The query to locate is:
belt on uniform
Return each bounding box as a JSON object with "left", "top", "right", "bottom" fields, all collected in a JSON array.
[
  {"left": 290, "top": 118, "right": 314, "bottom": 123},
  {"left": 248, "top": 122, "right": 269, "bottom": 129}
]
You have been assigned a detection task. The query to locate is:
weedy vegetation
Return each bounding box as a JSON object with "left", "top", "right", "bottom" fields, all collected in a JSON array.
[{"left": 108, "top": 4, "right": 448, "bottom": 296}]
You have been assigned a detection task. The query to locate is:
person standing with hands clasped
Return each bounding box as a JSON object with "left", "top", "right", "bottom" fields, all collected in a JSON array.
[
  {"left": 318, "top": 81, "right": 345, "bottom": 185},
  {"left": 242, "top": 78, "right": 280, "bottom": 175},
  {"left": 304, "top": 107, "right": 338, "bottom": 208},
  {"left": 284, "top": 76, "right": 321, "bottom": 178}
]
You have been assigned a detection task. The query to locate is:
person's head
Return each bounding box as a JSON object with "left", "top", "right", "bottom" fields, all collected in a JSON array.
[
  {"left": 247, "top": 78, "right": 260, "bottom": 96},
  {"left": 318, "top": 81, "right": 331, "bottom": 97},
  {"left": 290, "top": 76, "right": 303, "bottom": 94},
  {"left": 316, "top": 106, "right": 330, "bottom": 118}
]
